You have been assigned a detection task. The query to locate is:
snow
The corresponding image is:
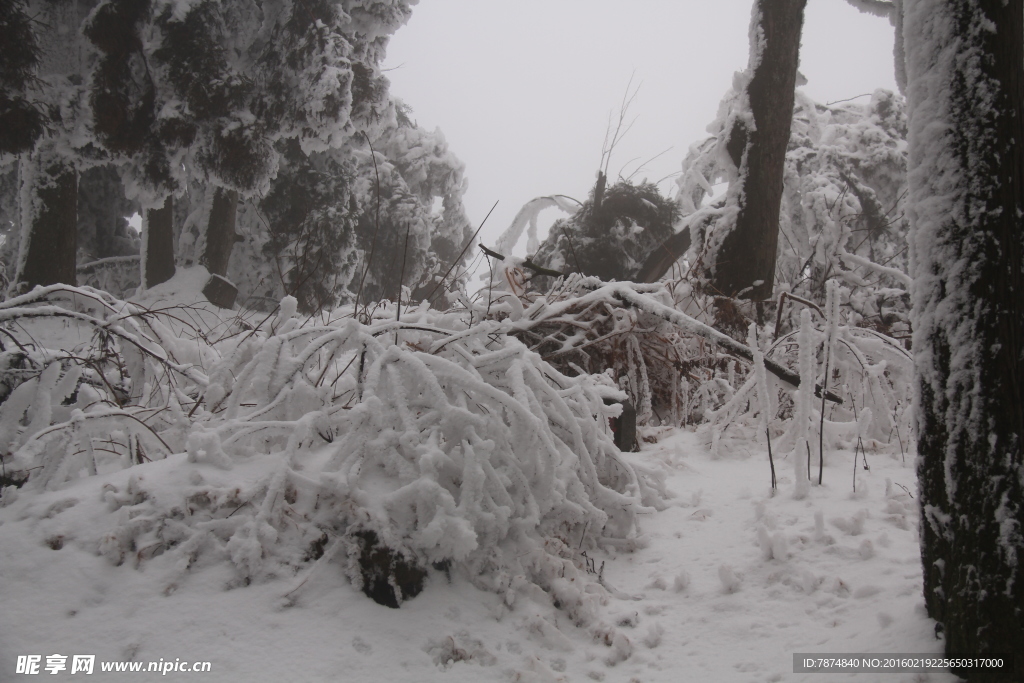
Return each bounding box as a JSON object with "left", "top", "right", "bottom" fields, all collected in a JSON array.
[
  {"left": 0, "top": 429, "right": 951, "bottom": 682},
  {"left": 0, "top": 272, "right": 950, "bottom": 681},
  {"left": 904, "top": 0, "right": 986, "bottom": 446}
]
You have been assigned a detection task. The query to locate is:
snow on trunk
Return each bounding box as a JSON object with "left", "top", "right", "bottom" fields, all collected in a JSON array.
[{"left": 905, "top": 0, "right": 1024, "bottom": 670}]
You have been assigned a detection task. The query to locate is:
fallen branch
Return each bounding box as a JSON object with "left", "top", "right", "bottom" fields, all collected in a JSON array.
[
  {"left": 599, "top": 283, "right": 842, "bottom": 403},
  {"left": 479, "top": 243, "right": 843, "bottom": 404}
]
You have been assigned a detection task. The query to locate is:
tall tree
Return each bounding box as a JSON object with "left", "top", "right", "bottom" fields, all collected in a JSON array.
[
  {"left": 905, "top": 0, "right": 1024, "bottom": 677},
  {"left": 79, "top": 0, "right": 416, "bottom": 297},
  {"left": 226, "top": 103, "right": 472, "bottom": 314},
  {"left": 708, "top": 0, "right": 806, "bottom": 300},
  {"left": 143, "top": 195, "right": 175, "bottom": 288},
  {"left": 0, "top": 0, "right": 46, "bottom": 156},
  {"left": 16, "top": 149, "right": 77, "bottom": 289},
  {"left": 12, "top": 0, "right": 88, "bottom": 292}
]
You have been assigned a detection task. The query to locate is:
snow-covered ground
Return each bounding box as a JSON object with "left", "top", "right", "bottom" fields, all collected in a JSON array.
[{"left": 2, "top": 424, "right": 950, "bottom": 682}]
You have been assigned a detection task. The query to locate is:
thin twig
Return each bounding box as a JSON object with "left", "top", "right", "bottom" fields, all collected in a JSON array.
[
  {"left": 423, "top": 200, "right": 499, "bottom": 303},
  {"left": 561, "top": 226, "right": 583, "bottom": 275},
  {"left": 395, "top": 222, "right": 411, "bottom": 345},
  {"left": 354, "top": 132, "right": 383, "bottom": 319}
]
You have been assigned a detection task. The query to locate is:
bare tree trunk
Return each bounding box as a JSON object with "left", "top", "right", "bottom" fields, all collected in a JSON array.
[
  {"left": 907, "top": 0, "right": 1024, "bottom": 679},
  {"left": 711, "top": 0, "right": 806, "bottom": 300},
  {"left": 16, "top": 156, "right": 77, "bottom": 291},
  {"left": 636, "top": 229, "right": 691, "bottom": 283},
  {"left": 144, "top": 195, "right": 175, "bottom": 288},
  {"left": 203, "top": 187, "right": 238, "bottom": 277}
]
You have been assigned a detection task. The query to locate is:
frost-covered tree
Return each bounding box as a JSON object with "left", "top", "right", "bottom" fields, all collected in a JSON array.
[
  {"left": 224, "top": 102, "right": 472, "bottom": 314},
  {"left": 246, "top": 140, "right": 360, "bottom": 313},
  {"left": 776, "top": 90, "right": 910, "bottom": 333},
  {"left": 372, "top": 103, "right": 473, "bottom": 302},
  {"left": 7, "top": 0, "right": 94, "bottom": 292},
  {"left": 0, "top": 0, "right": 46, "bottom": 156},
  {"left": 3, "top": 0, "right": 469, "bottom": 307},
  {"left": 672, "top": 88, "right": 910, "bottom": 335},
  {"left": 77, "top": 0, "right": 416, "bottom": 293},
  {"left": 530, "top": 180, "right": 679, "bottom": 284},
  {"left": 905, "top": 0, "right": 1024, "bottom": 676},
  {"left": 704, "top": 0, "right": 807, "bottom": 301}
]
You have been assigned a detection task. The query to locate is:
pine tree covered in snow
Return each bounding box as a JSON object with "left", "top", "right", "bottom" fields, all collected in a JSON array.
[
  {"left": 0, "top": 0, "right": 474, "bottom": 312},
  {"left": 213, "top": 100, "right": 471, "bottom": 314},
  {"left": 529, "top": 179, "right": 679, "bottom": 285},
  {"left": 905, "top": 0, "right": 1024, "bottom": 675}
]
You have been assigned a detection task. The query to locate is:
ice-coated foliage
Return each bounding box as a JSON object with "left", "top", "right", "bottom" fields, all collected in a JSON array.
[
  {"left": 703, "top": 278, "right": 911, "bottom": 478},
  {"left": 529, "top": 180, "right": 680, "bottom": 284},
  {"left": 2, "top": 0, "right": 469, "bottom": 309},
  {"left": 674, "top": 89, "right": 910, "bottom": 336},
  {"left": 452, "top": 266, "right": 912, "bottom": 492},
  {"left": 211, "top": 101, "right": 472, "bottom": 314},
  {"left": 0, "top": 284, "right": 661, "bottom": 617}
]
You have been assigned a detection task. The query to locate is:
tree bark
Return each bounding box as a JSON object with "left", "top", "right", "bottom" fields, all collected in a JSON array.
[
  {"left": 711, "top": 0, "right": 806, "bottom": 300},
  {"left": 636, "top": 228, "right": 691, "bottom": 283},
  {"left": 906, "top": 0, "right": 1024, "bottom": 679},
  {"left": 144, "top": 195, "right": 175, "bottom": 288},
  {"left": 17, "top": 157, "right": 77, "bottom": 290},
  {"left": 203, "top": 187, "right": 238, "bottom": 277},
  {"left": 77, "top": 165, "right": 135, "bottom": 260}
]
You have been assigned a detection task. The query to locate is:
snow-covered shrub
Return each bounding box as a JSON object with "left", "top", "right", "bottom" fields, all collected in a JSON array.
[
  {"left": 191, "top": 305, "right": 662, "bottom": 602},
  {"left": 465, "top": 269, "right": 687, "bottom": 429},
  {"left": 1, "top": 284, "right": 662, "bottom": 622},
  {"left": 706, "top": 279, "right": 913, "bottom": 482},
  {"left": 0, "top": 285, "right": 213, "bottom": 485},
  {"left": 462, "top": 261, "right": 912, "bottom": 484}
]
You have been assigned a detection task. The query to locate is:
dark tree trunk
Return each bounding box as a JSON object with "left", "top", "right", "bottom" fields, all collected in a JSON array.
[
  {"left": 907, "top": 0, "right": 1024, "bottom": 679},
  {"left": 203, "top": 187, "right": 238, "bottom": 277},
  {"left": 77, "top": 165, "right": 135, "bottom": 260},
  {"left": 711, "top": 0, "right": 806, "bottom": 300},
  {"left": 636, "top": 228, "right": 691, "bottom": 283},
  {"left": 17, "top": 159, "right": 77, "bottom": 290},
  {"left": 144, "top": 195, "right": 175, "bottom": 288}
]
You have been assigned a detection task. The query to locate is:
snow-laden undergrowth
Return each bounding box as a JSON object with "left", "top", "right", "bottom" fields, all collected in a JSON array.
[
  {"left": 0, "top": 281, "right": 663, "bottom": 631},
  {"left": 0, "top": 271, "right": 917, "bottom": 673}
]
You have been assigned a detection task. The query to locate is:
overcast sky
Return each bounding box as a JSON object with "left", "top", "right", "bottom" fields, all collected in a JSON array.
[{"left": 383, "top": 0, "right": 899, "bottom": 260}]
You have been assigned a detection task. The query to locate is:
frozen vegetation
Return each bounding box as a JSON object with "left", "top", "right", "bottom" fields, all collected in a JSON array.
[
  {"left": 0, "top": 262, "right": 948, "bottom": 681},
  {"left": 3, "top": 0, "right": 1021, "bottom": 678}
]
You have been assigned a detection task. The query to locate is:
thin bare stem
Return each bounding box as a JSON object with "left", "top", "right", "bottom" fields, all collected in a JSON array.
[{"left": 354, "top": 132, "right": 383, "bottom": 318}]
